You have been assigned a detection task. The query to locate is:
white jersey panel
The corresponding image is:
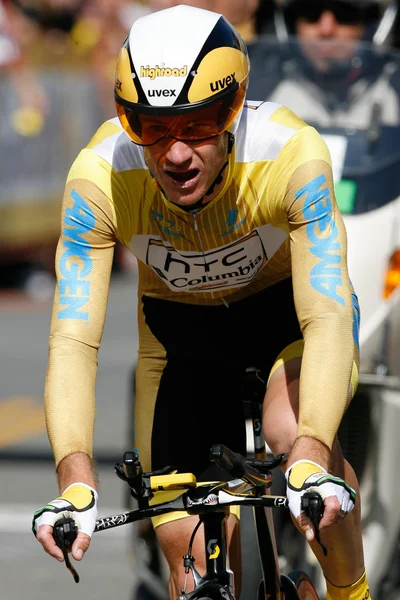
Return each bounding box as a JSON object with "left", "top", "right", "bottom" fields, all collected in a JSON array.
[
  {"left": 91, "top": 120, "right": 148, "bottom": 173},
  {"left": 236, "top": 101, "right": 298, "bottom": 163}
]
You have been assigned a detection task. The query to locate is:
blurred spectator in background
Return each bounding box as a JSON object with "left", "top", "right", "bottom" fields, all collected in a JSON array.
[
  {"left": 247, "top": 0, "right": 400, "bottom": 126},
  {"left": 148, "top": 0, "right": 275, "bottom": 42},
  {"left": 5, "top": 0, "right": 149, "bottom": 117},
  {"left": 74, "top": 0, "right": 151, "bottom": 117},
  {"left": 211, "top": 0, "right": 274, "bottom": 41},
  {"left": 272, "top": 0, "right": 398, "bottom": 45},
  {"left": 1, "top": 0, "right": 47, "bottom": 136},
  {"left": 0, "top": 0, "right": 150, "bottom": 296}
]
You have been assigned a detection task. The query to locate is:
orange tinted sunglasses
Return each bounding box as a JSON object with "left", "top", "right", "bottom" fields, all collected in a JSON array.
[{"left": 116, "top": 88, "right": 245, "bottom": 146}]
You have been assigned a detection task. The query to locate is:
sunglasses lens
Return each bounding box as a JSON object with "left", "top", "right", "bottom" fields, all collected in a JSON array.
[
  {"left": 332, "top": 2, "right": 364, "bottom": 24},
  {"left": 295, "top": 1, "right": 364, "bottom": 25},
  {"left": 296, "top": 1, "right": 324, "bottom": 23},
  {"left": 116, "top": 86, "right": 245, "bottom": 146}
]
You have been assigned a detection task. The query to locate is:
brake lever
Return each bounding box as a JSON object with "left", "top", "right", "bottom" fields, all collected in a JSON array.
[
  {"left": 301, "top": 492, "right": 328, "bottom": 556},
  {"left": 53, "top": 517, "right": 80, "bottom": 582}
]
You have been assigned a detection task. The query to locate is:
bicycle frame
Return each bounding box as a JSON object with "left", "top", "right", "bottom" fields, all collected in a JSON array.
[
  {"left": 243, "top": 367, "right": 283, "bottom": 600},
  {"left": 93, "top": 477, "right": 289, "bottom": 598},
  {"left": 99, "top": 367, "right": 287, "bottom": 600},
  {"left": 183, "top": 391, "right": 285, "bottom": 600},
  {"left": 53, "top": 370, "right": 322, "bottom": 600}
]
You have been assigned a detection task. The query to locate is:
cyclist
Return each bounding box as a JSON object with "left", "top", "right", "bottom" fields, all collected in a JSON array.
[{"left": 32, "top": 5, "right": 369, "bottom": 600}]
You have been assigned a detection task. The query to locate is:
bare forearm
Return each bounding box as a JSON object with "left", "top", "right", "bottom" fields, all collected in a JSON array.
[
  {"left": 56, "top": 452, "right": 98, "bottom": 493},
  {"left": 289, "top": 436, "right": 332, "bottom": 472}
]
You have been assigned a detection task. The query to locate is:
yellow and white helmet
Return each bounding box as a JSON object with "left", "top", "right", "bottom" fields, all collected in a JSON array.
[{"left": 114, "top": 4, "right": 250, "bottom": 146}]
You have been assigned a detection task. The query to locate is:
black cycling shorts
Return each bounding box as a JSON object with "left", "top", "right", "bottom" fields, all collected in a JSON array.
[{"left": 137, "top": 277, "right": 302, "bottom": 480}]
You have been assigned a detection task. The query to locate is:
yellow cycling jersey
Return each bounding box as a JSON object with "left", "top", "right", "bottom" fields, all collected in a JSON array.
[{"left": 45, "top": 101, "right": 360, "bottom": 467}]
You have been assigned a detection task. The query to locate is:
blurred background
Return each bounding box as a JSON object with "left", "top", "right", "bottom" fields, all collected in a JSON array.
[{"left": 1, "top": 1, "right": 400, "bottom": 599}]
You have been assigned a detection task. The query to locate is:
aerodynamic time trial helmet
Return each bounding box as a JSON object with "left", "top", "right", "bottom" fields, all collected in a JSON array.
[{"left": 114, "top": 4, "right": 250, "bottom": 146}]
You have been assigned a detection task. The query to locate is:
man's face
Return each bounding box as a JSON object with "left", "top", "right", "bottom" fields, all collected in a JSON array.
[
  {"left": 144, "top": 134, "right": 228, "bottom": 207},
  {"left": 294, "top": 1, "right": 366, "bottom": 69}
]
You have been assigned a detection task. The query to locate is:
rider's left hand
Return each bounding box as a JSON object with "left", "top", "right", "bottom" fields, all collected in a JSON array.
[
  {"left": 285, "top": 460, "right": 356, "bottom": 541},
  {"left": 32, "top": 482, "right": 98, "bottom": 561}
]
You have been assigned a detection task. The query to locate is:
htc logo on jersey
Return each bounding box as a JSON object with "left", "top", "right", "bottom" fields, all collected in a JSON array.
[
  {"left": 146, "top": 230, "right": 267, "bottom": 293},
  {"left": 210, "top": 73, "right": 236, "bottom": 93}
]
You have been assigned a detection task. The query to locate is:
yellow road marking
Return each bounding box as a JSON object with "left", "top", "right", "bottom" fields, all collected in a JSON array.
[{"left": 0, "top": 397, "right": 45, "bottom": 447}]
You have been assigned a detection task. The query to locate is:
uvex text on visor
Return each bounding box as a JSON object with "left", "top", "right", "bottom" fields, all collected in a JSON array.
[{"left": 116, "top": 85, "right": 246, "bottom": 146}]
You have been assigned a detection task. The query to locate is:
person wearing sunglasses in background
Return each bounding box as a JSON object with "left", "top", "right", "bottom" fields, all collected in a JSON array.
[
  {"left": 32, "top": 5, "right": 371, "bottom": 600},
  {"left": 247, "top": 0, "right": 400, "bottom": 125}
]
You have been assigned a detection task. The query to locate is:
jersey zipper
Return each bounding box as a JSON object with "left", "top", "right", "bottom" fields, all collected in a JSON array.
[{"left": 191, "top": 211, "right": 229, "bottom": 308}]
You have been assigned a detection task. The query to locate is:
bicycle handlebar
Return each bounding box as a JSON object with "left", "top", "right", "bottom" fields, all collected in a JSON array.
[{"left": 51, "top": 445, "right": 327, "bottom": 582}]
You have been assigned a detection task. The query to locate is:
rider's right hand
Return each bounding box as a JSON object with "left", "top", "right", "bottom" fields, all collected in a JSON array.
[
  {"left": 32, "top": 483, "right": 98, "bottom": 562},
  {"left": 285, "top": 460, "right": 356, "bottom": 540}
]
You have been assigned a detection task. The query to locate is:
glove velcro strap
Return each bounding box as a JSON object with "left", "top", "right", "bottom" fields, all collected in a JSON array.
[
  {"left": 59, "top": 483, "right": 98, "bottom": 512},
  {"left": 287, "top": 460, "right": 326, "bottom": 489}
]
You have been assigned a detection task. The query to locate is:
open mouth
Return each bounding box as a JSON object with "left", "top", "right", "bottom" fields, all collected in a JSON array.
[{"left": 166, "top": 169, "right": 199, "bottom": 184}]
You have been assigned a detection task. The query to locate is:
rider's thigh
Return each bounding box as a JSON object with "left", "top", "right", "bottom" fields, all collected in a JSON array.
[
  {"left": 156, "top": 514, "right": 241, "bottom": 596},
  {"left": 262, "top": 356, "right": 354, "bottom": 469},
  {"left": 262, "top": 357, "right": 302, "bottom": 458}
]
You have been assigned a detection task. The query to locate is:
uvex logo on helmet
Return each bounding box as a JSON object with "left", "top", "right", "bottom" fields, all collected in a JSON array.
[
  {"left": 188, "top": 46, "right": 248, "bottom": 104},
  {"left": 140, "top": 65, "right": 188, "bottom": 80},
  {"left": 210, "top": 73, "right": 236, "bottom": 93}
]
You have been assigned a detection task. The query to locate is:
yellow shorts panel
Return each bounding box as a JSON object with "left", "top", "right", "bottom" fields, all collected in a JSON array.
[
  {"left": 267, "top": 339, "right": 359, "bottom": 396},
  {"left": 150, "top": 484, "right": 240, "bottom": 529}
]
